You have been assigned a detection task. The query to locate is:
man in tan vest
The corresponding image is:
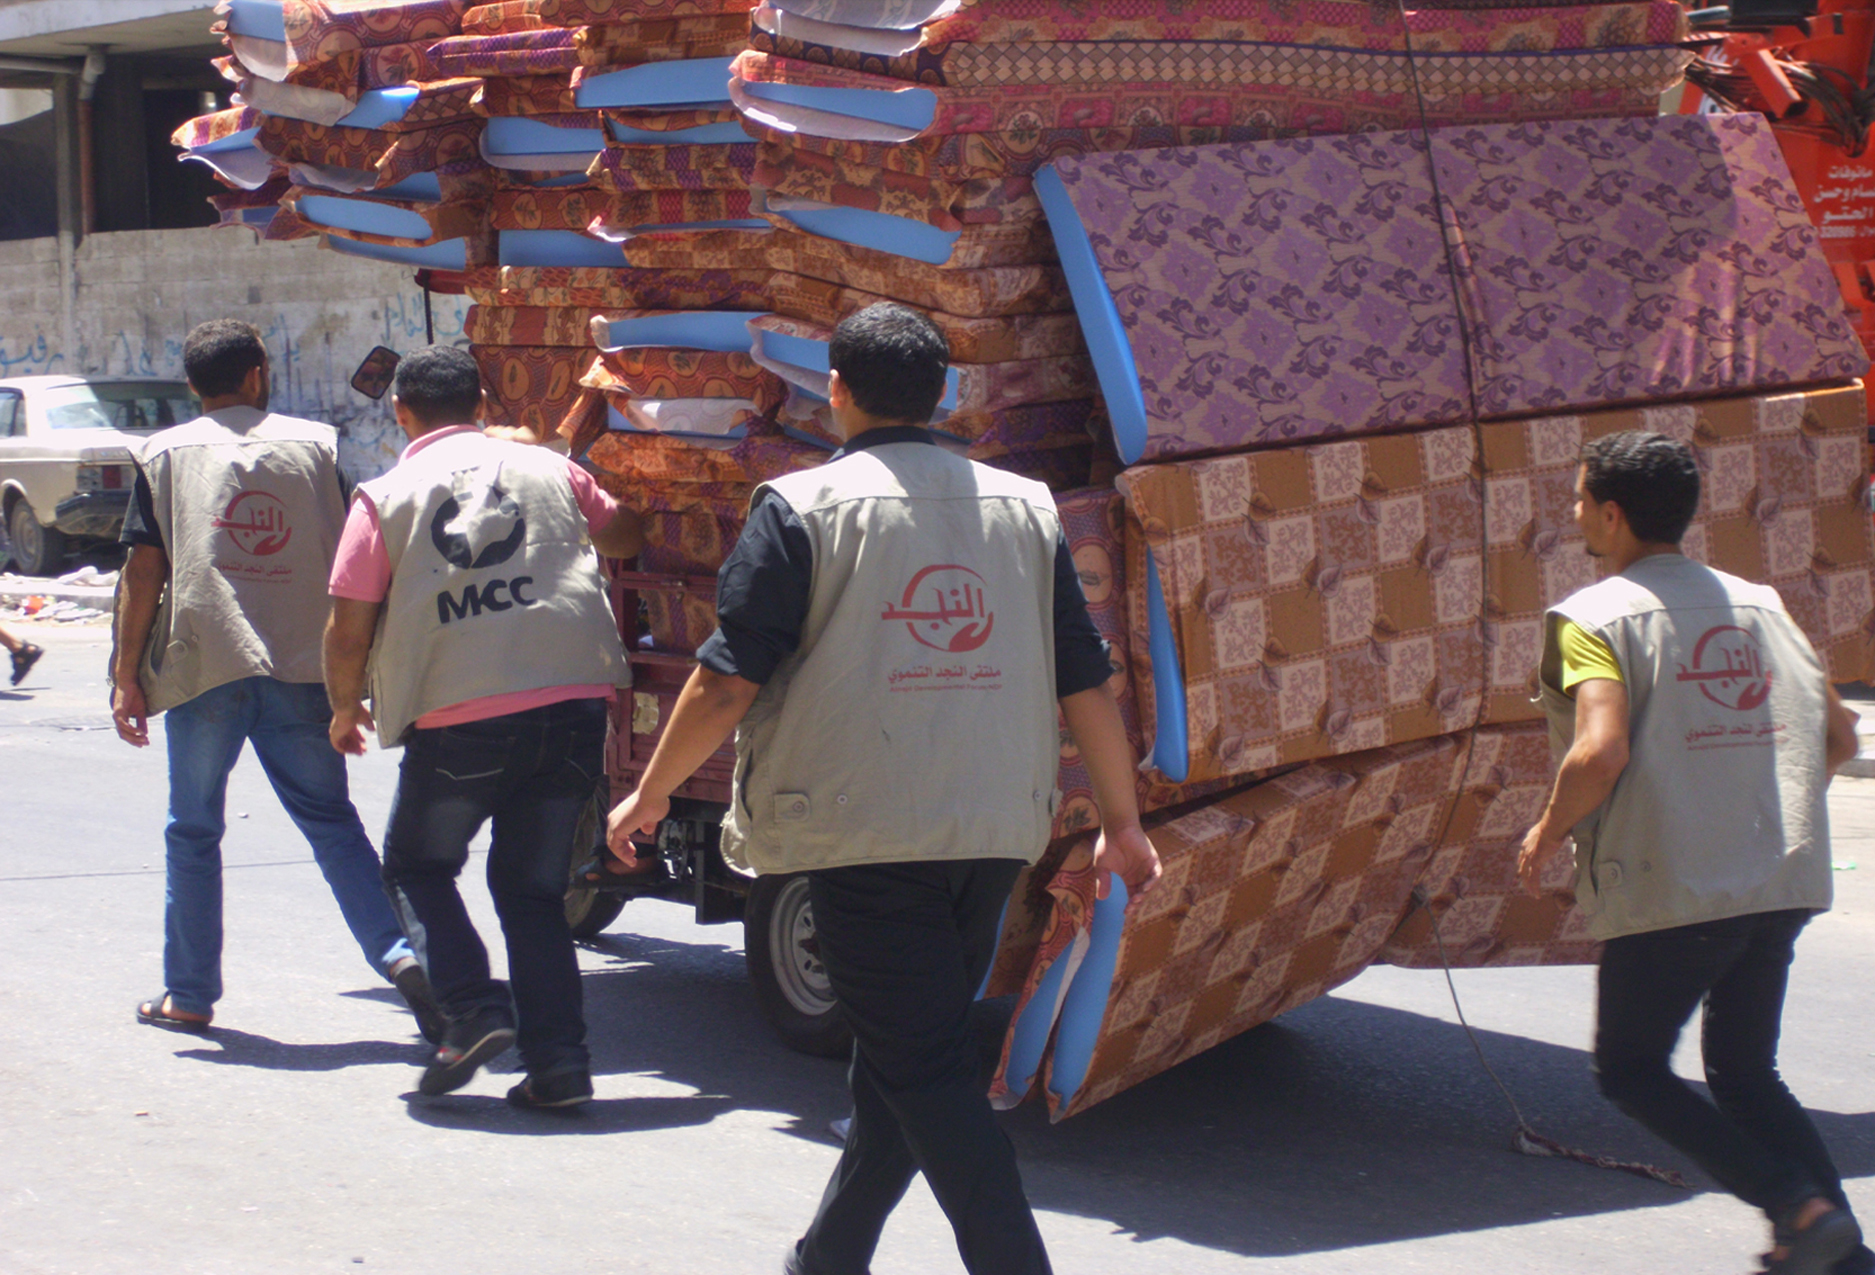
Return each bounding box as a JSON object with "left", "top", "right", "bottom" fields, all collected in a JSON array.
[
  {"left": 606, "top": 304, "right": 1162, "bottom": 1275},
  {"left": 1519, "top": 432, "right": 1867, "bottom": 1275},
  {"left": 323, "top": 345, "right": 642, "bottom": 1108},
  {"left": 110, "top": 319, "right": 438, "bottom": 1040}
]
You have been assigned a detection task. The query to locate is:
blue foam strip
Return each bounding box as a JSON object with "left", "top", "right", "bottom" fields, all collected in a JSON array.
[
  {"left": 226, "top": 0, "right": 285, "bottom": 41},
  {"left": 596, "top": 311, "right": 764, "bottom": 352},
  {"left": 605, "top": 117, "right": 748, "bottom": 145},
  {"left": 1034, "top": 164, "right": 1149, "bottom": 465},
  {"left": 193, "top": 127, "right": 260, "bottom": 156},
  {"left": 1045, "top": 878, "right": 1129, "bottom": 1106},
  {"left": 757, "top": 328, "right": 958, "bottom": 410},
  {"left": 296, "top": 194, "right": 434, "bottom": 240},
  {"left": 499, "top": 230, "right": 622, "bottom": 268},
  {"left": 483, "top": 115, "right": 607, "bottom": 155},
  {"left": 741, "top": 79, "right": 936, "bottom": 131},
  {"left": 336, "top": 86, "right": 418, "bottom": 130},
  {"left": 1000, "top": 941, "right": 1075, "bottom": 1101},
  {"left": 1144, "top": 548, "right": 1189, "bottom": 782},
  {"left": 771, "top": 205, "right": 960, "bottom": 265},
  {"left": 368, "top": 172, "right": 444, "bottom": 202},
  {"left": 975, "top": 896, "right": 1011, "bottom": 1002},
  {"left": 575, "top": 57, "right": 736, "bottom": 108},
  {"left": 325, "top": 236, "right": 468, "bottom": 269}
]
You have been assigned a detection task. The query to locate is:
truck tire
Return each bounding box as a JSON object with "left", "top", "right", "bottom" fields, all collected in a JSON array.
[
  {"left": 8, "top": 499, "right": 66, "bottom": 576},
  {"left": 744, "top": 873, "right": 852, "bottom": 1059},
  {"left": 563, "top": 789, "right": 628, "bottom": 938}
]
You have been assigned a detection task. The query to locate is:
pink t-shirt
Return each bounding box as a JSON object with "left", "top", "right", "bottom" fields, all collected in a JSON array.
[{"left": 329, "top": 426, "right": 622, "bottom": 730}]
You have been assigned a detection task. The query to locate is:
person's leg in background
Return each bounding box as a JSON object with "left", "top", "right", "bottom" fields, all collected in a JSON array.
[
  {"left": 151, "top": 678, "right": 258, "bottom": 1021},
  {"left": 1, "top": 623, "right": 42, "bottom": 685},
  {"left": 797, "top": 857, "right": 1048, "bottom": 1275},
  {"left": 485, "top": 699, "right": 605, "bottom": 1104},
  {"left": 248, "top": 679, "right": 439, "bottom": 1039}
]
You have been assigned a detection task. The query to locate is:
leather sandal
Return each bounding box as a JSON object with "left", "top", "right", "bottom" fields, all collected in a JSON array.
[{"left": 136, "top": 993, "right": 212, "bottom": 1033}]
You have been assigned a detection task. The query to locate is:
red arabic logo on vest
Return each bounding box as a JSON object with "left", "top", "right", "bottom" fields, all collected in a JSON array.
[
  {"left": 211, "top": 491, "right": 291, "bottom": 556},
  {"left": 882, "top": 564, "right": 996, "bottom": 653},
  {"left": 1675, "top": 625, "right": 1772, "bottom": 711}
]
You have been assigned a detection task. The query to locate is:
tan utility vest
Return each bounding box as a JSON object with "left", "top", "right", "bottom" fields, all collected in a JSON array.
[
  {"left": 1539, "top": 554, "right": 1833, "bottom": 940},
  {"left": 359, "top": 429, "right": 629, "bottom": 747},
  {"left": 721, "top": 442, "right": 1062, "bottom": 875},
  {"left": 137, "top": 407, "right": 348, "bottom": 713}
]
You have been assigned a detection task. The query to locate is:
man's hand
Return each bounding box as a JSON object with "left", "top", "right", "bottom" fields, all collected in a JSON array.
[
  {"left": 1517, "top": 825, "right": 1566, "bottom": 897},
  {"left": 1092, "top": 823, "right": 1162, "bottom": 912},
  {"left": 329, "top": 700, "right": 375, "bottom": 756},
  {"left": 112, "top": 681, "right": 150, "bottom": 747},
  {"left": 607, "top": 789, "right": 671, "bottom": 855}
]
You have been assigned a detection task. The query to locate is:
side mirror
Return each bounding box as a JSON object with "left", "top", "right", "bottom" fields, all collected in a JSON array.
[{"left": 351, "top": 346, "right": 400, "bottom": 400}]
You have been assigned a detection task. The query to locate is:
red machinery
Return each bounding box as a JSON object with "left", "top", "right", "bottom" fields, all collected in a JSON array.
[{"left": 1684, "top": 0, "right": 1875, "bottom": 432}]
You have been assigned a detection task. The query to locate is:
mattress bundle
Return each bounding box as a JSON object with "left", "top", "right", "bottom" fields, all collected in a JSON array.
[
  {"left": 984, "top": 109, "right": 1875, "bottom": 1113},
  {"left": 174, "top": 1, "right": 497, "bottom": 265}
]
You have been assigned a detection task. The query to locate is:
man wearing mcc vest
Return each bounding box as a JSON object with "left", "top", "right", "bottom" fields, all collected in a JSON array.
[
  {"left": 323, "top": 345, "right": 642, "bottom": 1108},
  {"left": 1518, "top": 432, "right": 1867, "bottom": 1275},
  {"left": 110, "top": 319, "right": 437, "bottom": 1039},
  {"left": 606, "top": 305, "right": 1163, "bottom": 1275}
]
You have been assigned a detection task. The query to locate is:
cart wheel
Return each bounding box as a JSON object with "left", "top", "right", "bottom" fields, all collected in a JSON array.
[
  {"left": 564, "top": 790, "right": 628, "bottom": 939},
  {"left": 744, "top": 874, "right": 852, "bottom": 1058}
]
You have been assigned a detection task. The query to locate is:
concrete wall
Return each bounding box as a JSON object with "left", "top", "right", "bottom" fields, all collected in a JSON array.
[{"left": 0, "top": 226, "right": 468, "bottom": 481}]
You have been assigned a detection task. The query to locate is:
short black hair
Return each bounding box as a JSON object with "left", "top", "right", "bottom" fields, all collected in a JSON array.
[
  {"left": 1580, "top": 431, "right": 1700, "bottom": 544},
  {"left": 183, "top": 320, "right": 267, "bottom": 398},
  {"left": 392, "top": 345, "right": 483, "bottom": 426},
  {"left": 828, "top": 303, "right": 949, "bottom": 424}
]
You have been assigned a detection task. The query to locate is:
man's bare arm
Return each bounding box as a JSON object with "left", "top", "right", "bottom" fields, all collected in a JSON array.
[
  {"left": 1060, "top": 683, "right": 1163, "bottom": 906},
  {"left": 1825, "top": 684, "right": 1860, "bottom": 778},
  {"left": 323, "top": 597, "right": 382, "bottom": 755},
  {"left": 606, "top": 666, "right": 762, "bottom": 853},
  {"left": 109, "top": 544, "right": 168, "bottom": 747},
  {"left": 1518, "top": 677, "right": 1630, "bottom": 895},
  {"left": 591, "top": 505, "right": 646, "bottom": 560}
]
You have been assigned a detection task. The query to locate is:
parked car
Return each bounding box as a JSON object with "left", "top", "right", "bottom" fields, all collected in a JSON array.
[{"left": 0, "top": 376, "right": 198, "bottom": 574}]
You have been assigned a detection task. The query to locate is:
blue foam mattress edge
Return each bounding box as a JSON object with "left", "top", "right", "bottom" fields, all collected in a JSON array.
[
  {"left": 576, "top": 58, "right": 737, "bottom": 109},
  {"left": 1034, "top": 164, "right": 1150, "bottom": 466}
]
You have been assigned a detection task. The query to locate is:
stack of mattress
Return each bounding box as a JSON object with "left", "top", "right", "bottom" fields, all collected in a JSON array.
[
  {"left": 986, "top": 106, "right": 1875, "bottom": 1117},
  {"left": 177, "top": 0, "right": 493, "bottom": 268},
  {"left": 443, "top": 0, "right": 770, "bottom": 439}
]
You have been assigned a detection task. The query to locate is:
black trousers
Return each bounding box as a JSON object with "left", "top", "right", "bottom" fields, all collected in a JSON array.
[
  {"left": 796, "top": 858, "right": 1051, "bottom": 1275},
  {"left": 1596, "top": 908, "right": 1849, "bottom": 1223}
]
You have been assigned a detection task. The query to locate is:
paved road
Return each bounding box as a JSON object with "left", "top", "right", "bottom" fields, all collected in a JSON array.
[{"left": 3, "top": 625, "right": 1871, "bottom": 1274}]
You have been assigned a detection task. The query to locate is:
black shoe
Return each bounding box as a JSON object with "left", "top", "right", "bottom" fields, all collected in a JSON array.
[
  {"left": 1836, "top": 1245, "right": 1875, "bottom": 1275},
  {"left": 9, "top": 643, "right": 42, "bottom": 687},
  {"left": 1772, "top": 1208, "right": 1863, "bottom": 1275},
  {"left": 390, "top": 960, "right": 446, "bottom": 1045},
  {"left": 505, "top": 1069, "right": 593, "bottom": 1110},
  {"left": 417, "top": 1010, "right": 514, "bottom": 1096},
  {"left": 782, "top": 1243, "right": 809, "bottom": 1275}
]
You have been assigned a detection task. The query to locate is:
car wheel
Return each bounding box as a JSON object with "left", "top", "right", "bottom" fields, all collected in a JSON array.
[
  {"left": 8, "top": 499, "right": 66, "bottom": 576},
  {"left": 564, "top": 787, "right": 629, "bottom": 938},
  {"left": 745, "top": 873, "right": 853, "bottom": 1059}
]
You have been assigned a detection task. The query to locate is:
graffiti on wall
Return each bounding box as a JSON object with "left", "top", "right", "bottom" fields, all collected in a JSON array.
[{"left": 0, "top": 328, "right": 63, "bottom": 376}]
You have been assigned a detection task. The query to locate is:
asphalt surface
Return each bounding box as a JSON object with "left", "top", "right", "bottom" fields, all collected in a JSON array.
[{"left": 3, "top": 625, "right": 1872, "bottom": 1274}]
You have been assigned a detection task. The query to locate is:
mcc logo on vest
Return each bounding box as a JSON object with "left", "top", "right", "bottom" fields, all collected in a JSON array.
[{"left": 430, "top": 480, "right": 535, "bottom": 625}]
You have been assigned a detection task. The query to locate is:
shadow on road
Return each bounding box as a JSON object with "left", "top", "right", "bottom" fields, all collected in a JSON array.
[
  {"left": 401, "top": 1092, "right": 738, "bottom": 1136},
  {"left": 174, "top": 1027, "right": 421, "bottom": 1072},
  {"left": 550, "top": 925, "right": 1875, "bottom": 1259}
]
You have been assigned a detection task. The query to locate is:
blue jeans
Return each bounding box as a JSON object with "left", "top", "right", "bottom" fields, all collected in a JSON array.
[
  {"left": 379, "top": 697, "right": 606, "bottom": 1078},
  {"left": 163, "top": 677, "right": 413, "bottom": 1016}
]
